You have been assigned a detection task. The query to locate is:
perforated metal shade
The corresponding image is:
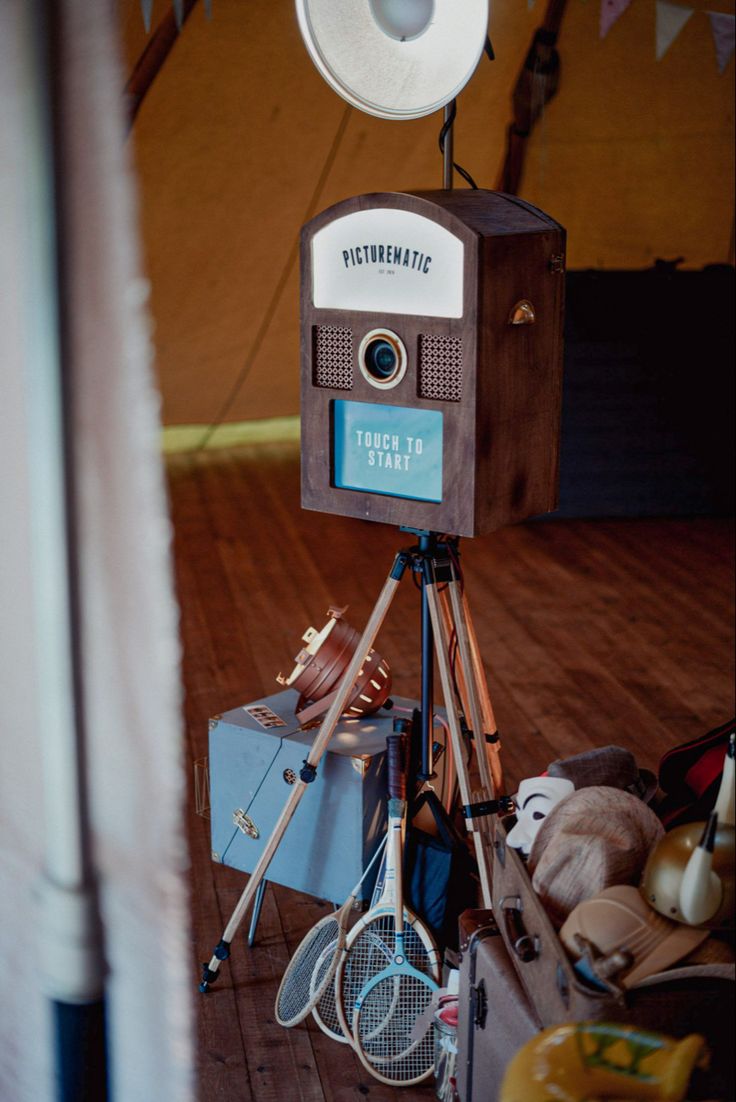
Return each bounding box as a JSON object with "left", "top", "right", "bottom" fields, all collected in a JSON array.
[
  {"left": 295, "top": 0, "right": 489, "bottom": 121},
  {"left": 277, "top": 607, "right": 392, "bottom": 723}
]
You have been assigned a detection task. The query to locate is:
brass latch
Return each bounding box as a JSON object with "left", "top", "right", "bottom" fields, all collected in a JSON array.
[
  {"left": 232, "top": 809, "right": 259, "bottom": 839},
  {"left": 509, "top": 300, "right": 536, "bottom": 325}
]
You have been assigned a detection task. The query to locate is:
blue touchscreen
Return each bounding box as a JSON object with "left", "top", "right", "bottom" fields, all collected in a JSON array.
[{"left": 333, "top": 400, "right": 443, "bottom": 503}]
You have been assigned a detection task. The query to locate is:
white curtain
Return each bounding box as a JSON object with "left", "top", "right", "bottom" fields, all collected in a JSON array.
[
  {"left": 0, "top": 6, "right": 55, "bottom": 1094},
  {"left": 0, "top": 2, "right": 194, "bottom": 1099}
]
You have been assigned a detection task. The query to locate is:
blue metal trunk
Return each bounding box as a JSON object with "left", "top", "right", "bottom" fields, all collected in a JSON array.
[{"left": 209, "top": 690, "right": 419, "bottom": 904}]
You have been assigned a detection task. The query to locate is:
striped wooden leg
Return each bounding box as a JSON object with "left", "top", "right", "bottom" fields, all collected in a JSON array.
[
  {"left": 446, "top": 581, "right": 503, "bottom": 860},
  {"left": 447, "top": 581, "right": 504, "bottom": 800},
  {"left": 200, "top": 556, "right": 406, "bottom": 991},
  {"left": 423, "top": 578, "right": 494, "bottom": 909},
  {"left": 459, "top": 586, "right": 505, "bottom": 798}
]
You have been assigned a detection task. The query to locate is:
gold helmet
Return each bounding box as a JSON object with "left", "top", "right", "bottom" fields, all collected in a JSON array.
[
  {"left": 639, "top": 814, "right": 734, "bottom": 929},
  {"left": 642, "top": 731, "right": 735, "bottom": 929}
]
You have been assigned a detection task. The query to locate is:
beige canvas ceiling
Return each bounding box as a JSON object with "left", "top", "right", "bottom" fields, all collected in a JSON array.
[{"left": 118, "top": 0, "right": 734, "bottom": 429}]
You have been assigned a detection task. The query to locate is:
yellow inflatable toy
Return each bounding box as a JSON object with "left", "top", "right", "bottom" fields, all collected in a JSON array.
[{"left": 500, "top": 1021, "right": 709, "bottom": 1102}]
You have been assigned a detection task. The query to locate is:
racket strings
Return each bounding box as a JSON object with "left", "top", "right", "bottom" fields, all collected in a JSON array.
[
  {"left": 355, "top": 973, "right": 436, "bottom": 1083},
  {"left": 313, "top": 975, "right": 344, "bottom": 1040},
  {"left": 310, "top": 940, "right": 338, "bottom": 996},
  {"left": 338, "top": 918, "right": 433, "bottom": 1038},
  {"left": 276, "top": 914, "right": 342, "bottom": 1026}
]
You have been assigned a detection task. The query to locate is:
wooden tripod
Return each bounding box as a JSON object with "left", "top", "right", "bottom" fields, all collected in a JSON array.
[{"left": 199, "top": 534, "right": 507, "bottom": 993}]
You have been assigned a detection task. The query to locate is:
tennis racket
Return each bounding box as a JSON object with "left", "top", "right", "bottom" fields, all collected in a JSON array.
[
  {"left": 351, "top": 821, "right": 439, "bottom": 1081},
  {"left": 312, "top": 797, "right": 395, "bottom": 1045},
  {"left": 274, "top": 833, "right": 387, "bottom": 1028},
  {"left": 335, "top": 737, "right": 440, "bottom": 1084}
]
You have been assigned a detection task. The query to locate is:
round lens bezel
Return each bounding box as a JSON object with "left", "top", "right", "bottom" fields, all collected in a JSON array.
[{"left": 358, "top": 328, "right": 408, "bottom": 390}]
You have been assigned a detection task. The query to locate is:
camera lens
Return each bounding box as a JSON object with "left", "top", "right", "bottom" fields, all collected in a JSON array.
[
  {"left": 364, "top": 339, "right": 397, "bottom": 380},
  {"left": 358, "top": 329, "right": 407, "bottom": 390}
]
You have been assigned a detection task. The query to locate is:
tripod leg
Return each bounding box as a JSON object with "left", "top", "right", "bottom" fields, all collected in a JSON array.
[
  {"left": 459, "top": 590, "right": 504, "bottom": 796},
  {"left": 446, "top": 580, "right": 504, "bottom": 803},
  {"left": 200, "top": 555, "right": 407, "bottom": 992},
  {"left": 444, "top": 581, "right": 504, "bottom": 865},
  {"left": 419, "top": 566, "right": 435, "bottom": 781},
  {"left": 439, "top": 584, "right": 504, "bottom": 800},
  {"left": 423, "top": 579, "right": 494, "bottom": 909},
  {"left": 246, "top": 879, "right": 268, "bottom": 948}
]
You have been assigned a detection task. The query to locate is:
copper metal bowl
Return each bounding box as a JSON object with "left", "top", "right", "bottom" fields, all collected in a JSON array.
[{"left": 277, "top": 607, "right": 392, "bottom": 724}]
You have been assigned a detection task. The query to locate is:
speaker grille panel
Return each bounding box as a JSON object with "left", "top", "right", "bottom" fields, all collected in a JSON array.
[
  {"left": 418, "top": 334, "right": 463, "bottom": 402},
  {"left": 313, "top": 325, "right": 353, "bottom": 389}
]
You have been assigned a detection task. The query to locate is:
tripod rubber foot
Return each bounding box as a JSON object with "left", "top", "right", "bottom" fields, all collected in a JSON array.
[{"left": 200, "top": 963, "right": 220, "bottom": 993}]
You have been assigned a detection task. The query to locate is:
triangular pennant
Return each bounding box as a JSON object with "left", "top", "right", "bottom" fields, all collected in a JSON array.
[
  {"left": 708, "top": 11, "right": 735, "bottom": 72},
  {"left": 204, "top": 0, "right": 213, "bottom": 17},
  {"left": 172, "top": 0, "right": 184, "bottom": 30},
  {"left": 600, "top": 0, "right": 633, "bottom": 38},
  {"left": 528, "top": 0, "right": 536, "bottom": 10},
  {"left": 656, "top": 0, "right": 694, "bottom": 59},
  {"left": 140, "top": 0, "right": 154, "bottom": 33}
]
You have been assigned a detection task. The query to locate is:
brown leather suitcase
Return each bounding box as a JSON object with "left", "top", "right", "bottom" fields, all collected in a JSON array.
[
  {"left": 490, "top": 822, "right": 735, "bottom": 1097},
  {"left": 456, "top": 909, "right": 540, "bottom": 1102}
]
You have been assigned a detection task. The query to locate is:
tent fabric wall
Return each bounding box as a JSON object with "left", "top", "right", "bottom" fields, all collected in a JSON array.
[
  {"left": 119, "top": 0, "right": 734, "bottom": 429},
  {"left": 0, "top": 2, "right": 193, "bottom": 1099},
  {"left": 0, "top": 6, "right": 55, "bottom": 1095}
]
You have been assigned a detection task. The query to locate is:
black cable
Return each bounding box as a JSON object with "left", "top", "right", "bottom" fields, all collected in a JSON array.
[
  {"left": 449, "top": 629, "right": 462, "bottom": 705},
  {"left": 437, "top": 35, "right": 495, "bottom": 190},
  {"left": 438, "top": 100, "right": 479, "bottom": 190},
  {"left": 197, "top": 105, "right": 352, "bottom": 450}
]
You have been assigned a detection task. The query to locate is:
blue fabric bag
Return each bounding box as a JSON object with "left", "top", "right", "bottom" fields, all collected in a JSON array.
[{"left": 404, "top": 789, "right": 478, "bottom": 951}]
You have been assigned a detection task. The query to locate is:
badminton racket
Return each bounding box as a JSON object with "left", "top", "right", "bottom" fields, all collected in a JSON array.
[{"left": 274, "top": 833, "right": 387, "bottom": 1028}]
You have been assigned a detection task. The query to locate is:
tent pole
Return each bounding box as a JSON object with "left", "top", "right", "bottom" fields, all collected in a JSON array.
[{"left": 22, "top": 3, "right": 107, "bottom": 1098}]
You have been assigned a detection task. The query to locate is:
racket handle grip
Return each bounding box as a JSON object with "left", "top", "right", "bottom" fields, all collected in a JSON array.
[{"left": 386, "top": 733, "right": 406, "bottom": 800}]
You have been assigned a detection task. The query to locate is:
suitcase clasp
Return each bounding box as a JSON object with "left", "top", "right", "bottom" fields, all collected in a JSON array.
[
  {"left": 471, "top": 977, "right": 488, "bottom": 1030},
  {"left": 232, "top": 808, "right": 259, "bottom": 839}
]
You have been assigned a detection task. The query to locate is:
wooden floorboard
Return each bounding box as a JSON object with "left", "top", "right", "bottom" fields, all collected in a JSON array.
[{"left": 166, "top": 442, "right": 735, "bottom": 1102}]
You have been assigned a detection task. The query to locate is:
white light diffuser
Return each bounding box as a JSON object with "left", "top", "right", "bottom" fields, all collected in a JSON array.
[{"left": 295, "top": 0, "right": 489, "bottom": 120}]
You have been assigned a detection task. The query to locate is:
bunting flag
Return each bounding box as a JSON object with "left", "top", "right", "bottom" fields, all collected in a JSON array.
[
  {"left": 656, "top": 0, "right": 694, "bottom": 58},
  {"left": 708, "top": 11, "right": 736, "bottom": 71},
  {"left": 600, "top": 0, "right": 633, "bottom": 38},
  {"left": 135, "top": 0, "right": 734, "bottom": 76}
]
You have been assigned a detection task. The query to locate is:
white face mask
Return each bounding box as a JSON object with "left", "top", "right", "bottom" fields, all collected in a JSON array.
[{"left": 506, "top": 776, "right": 575, "bottom": 856}]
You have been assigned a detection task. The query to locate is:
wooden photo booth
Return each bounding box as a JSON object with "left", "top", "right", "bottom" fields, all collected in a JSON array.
[{"left": 300, "top": 190, "right": 566, "bottom": 537}]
